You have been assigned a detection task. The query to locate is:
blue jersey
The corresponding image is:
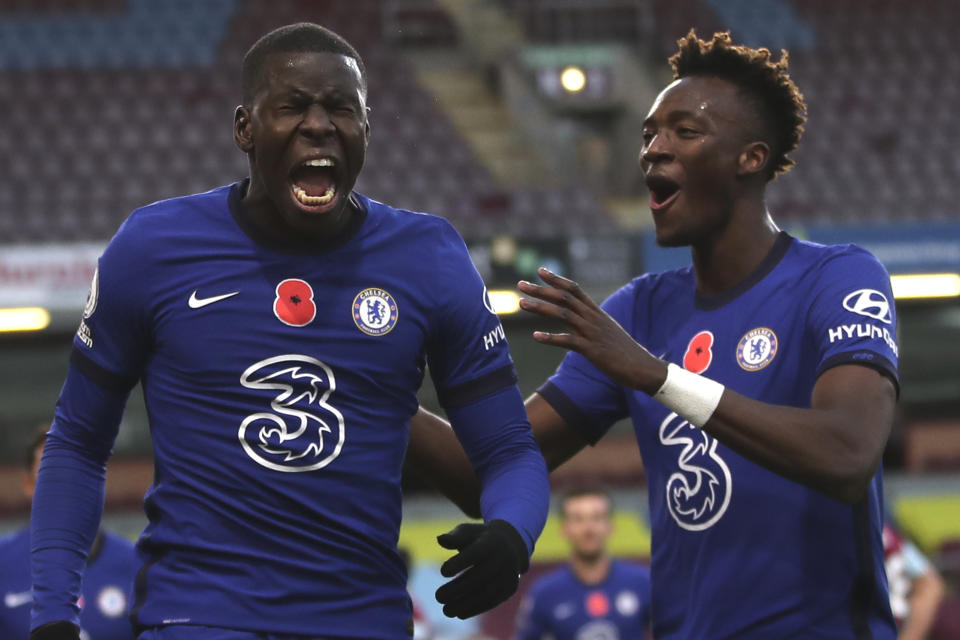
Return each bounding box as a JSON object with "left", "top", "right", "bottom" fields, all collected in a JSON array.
[
  {"left": 540, "top": 233, "right": 899, "bottom": 639},
  {"left": 34, "top": 182, "right": 547, "bottom": 638},
  {"left": 1, "top": 529, "right": 136, "bottom": 640},
  {"left": 515, "top": 560, "right": 651, "bottom": 640}
]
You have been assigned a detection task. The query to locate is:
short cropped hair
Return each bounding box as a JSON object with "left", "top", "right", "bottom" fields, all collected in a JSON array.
[
  {"left": 557, "top": 485, "right": 613, "bottom": 518},
  {"left": 24, "top": 426, "right": 48, "bottom": 471},
  {"left": 241, "top": 22, "right": 367, "bottom": 105},
  {"left": 670, "top": 30, "right": 807, "bottom": 180}
]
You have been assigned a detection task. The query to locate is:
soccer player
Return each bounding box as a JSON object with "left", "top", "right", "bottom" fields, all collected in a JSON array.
[
  {"left": 29, "top": 22, "right": 549, "bottom": 640},
  {"left": 1, "top": 429, "right": 136, "bottom": 640},
  {"left": 514, "top": 487, "right": 651, "bottom": 640},
  {"left": 883, "top": 520, "right": 945, "bottom": 640},
  {"left": 408, "top": 30, "right": 900, "bottom": 638}
]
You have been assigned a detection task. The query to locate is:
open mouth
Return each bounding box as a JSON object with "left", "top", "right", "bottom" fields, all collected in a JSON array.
[
  {"left": 290, "top": 157, "right": 338, "bottom": 210},
  {"left": 646, "top": 174, "right": 681, "bottom": 211}
]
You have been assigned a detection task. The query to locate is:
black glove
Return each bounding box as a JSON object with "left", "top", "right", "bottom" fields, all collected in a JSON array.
[
  {"left": 29, "top": 621, "right": 80, "bottom": 640},
  {"left": 434, "top": 519, "right": 529, "bottom": 619}
]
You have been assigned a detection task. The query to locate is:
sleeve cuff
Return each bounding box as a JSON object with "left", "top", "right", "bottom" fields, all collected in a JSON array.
[
  {"left": 535, "top": 381, "right": 606, "bottom": 445},
  {"left": 817, "top": 350, "right": 899, "bottom": 398}
]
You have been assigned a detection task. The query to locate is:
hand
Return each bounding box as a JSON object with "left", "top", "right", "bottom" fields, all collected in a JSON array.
[
  {"left": 30, "top": 621, "right": 81, "bottom": 640},
  {"left": 518, "top": 268, "right": 666, "bottom": 394},
  {"left": 435, "top": 520, "right": 529, "bottom": 619}
]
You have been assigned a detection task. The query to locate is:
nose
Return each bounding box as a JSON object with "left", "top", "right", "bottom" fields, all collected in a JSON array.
[
  {"left": 640, "top": 133, "right": 672, "bottom": 167},
  {"left": 300, "top": 104, "right": 335, "bottom": 139}
]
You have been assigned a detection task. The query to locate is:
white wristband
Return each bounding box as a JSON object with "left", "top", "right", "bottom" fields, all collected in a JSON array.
[{"left": 654, "top": 363, "right": 725, "bottom": 428}]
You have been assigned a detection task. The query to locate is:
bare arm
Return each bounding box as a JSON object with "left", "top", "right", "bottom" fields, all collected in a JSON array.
[
  {"left": 519, "top": 268, "right": 896, "bottom": 504},
  {"left": 703, "top": 364, "right": 895, "bottom": 503},
  {"left": 407, "top": 394, "right": 589, "bottom": 518},
  {"left": 898, "top": 564, "right": 946, "bottom": 640}
]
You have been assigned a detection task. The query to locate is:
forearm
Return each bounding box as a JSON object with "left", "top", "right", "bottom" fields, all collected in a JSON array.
[
  {"left": 407, "top": 407, "right": 482, "bottom": 518},
  {"left": 704, "top": 392, "right": 885, "bottom": 502},
  {"left": 642, "top": 363, "right": 895, "bottom": 503},
  {"left": 446, "top": 386, "right": 549, "bottom": 553},
  {"left": 31, "top": 432, "right": 107, "bottom": 630},
  {"left": 899, "top": 570, "right": 945, "bottom": 640},
  {"left": 31, "top": 365, "right": 126, "bottom": 630}
]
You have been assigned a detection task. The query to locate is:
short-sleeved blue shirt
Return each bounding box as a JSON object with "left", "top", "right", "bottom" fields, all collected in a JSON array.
[
  {"left": 515, "top": 560, "right": 651, "bottom": 640},
  {"left": 540, "top": 233, "right": 899, "bottom": 639}
]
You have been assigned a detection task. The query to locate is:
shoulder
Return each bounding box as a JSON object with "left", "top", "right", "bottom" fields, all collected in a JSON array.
[
  {"left": 528, "top": 565, "right": 574, "bottom": 597},
  {"left": 355, "top": 192, "right": 461, "bottom": 240},
  {"left": 101, "top": 530, "right": 137, "bottom": 555},
  {"left": 123, "top": 184, "right": 233, "bottom": 231},
  {"left": 602, "top": 266, "right": 693, "bottom": 312},
  {"left": 789, "top": 237, "right": 889, "bottom": 277},
  {"left": 0, "top": 527, "right": 30, "bottom": 557},
  {"left": 107, "top": 184, "right": 234, "bottom": 258},
  {"left": 612, "top": 558, "right": 650, "bottom": 576},
  {"left": 611, "top": 559, "right": 651, "bottom": 585}
]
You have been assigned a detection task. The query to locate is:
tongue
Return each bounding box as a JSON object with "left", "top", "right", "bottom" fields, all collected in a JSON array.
[{"left": 294, "top": 169, "right": 334, "bottom": 197}]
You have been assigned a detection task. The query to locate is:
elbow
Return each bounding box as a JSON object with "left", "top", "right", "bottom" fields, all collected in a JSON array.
[{"left": 826, "top": 450, "right": 882, "bottom": 505}]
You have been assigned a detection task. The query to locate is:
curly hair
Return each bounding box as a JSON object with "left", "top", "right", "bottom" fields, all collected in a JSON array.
[{"left": 669, "top": 30, "right": 807, "bottom": 180}]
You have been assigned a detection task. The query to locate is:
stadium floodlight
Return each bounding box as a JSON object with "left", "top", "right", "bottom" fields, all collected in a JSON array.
[
  {"left": 487, "top": 290, "right": 522, "bottom": 315},
  {"left": 890, "top": 273, "right": 960, "bottom": 299},
  {"left": 560, "top": 65, "right": 587, "bottom": 93},
  {"left": 0, "top": 307, "right": 51, "bottom": 332}
]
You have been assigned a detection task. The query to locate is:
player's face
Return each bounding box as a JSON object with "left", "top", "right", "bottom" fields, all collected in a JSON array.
[
  {"left": 236, "top": 51, "right": 369, "bottom": 235},
  {"left": 640, "top": 75, "right": 751, "bottom": 247},
  {"left": 561, "top": 495, "right": 613, "bottom": 561}
]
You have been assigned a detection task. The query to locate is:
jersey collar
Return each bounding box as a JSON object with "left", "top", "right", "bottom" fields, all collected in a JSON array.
[{"left": 694, "top": 231, "right": 794, "bottom": 310}]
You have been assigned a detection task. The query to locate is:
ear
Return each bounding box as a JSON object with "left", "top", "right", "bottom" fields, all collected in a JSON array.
[
  {"left": 736, "top": 141, "right": 770, "bottom": 178},
  {"left": 363, "top": 106, "right": 372, "bottom": 147},
  {"left": 234, "top": 105, "right": 254, "bottom": 153},
  {"left": 21, "top": 471, "right": 34, "bottom": 500}
]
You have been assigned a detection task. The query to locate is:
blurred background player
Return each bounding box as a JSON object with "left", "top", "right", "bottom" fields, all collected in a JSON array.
[
  {"left": 514, "top": 486, "right": 651, "bottom": 640},
  {"left": 883, "top": 520, "right": 946, "bottom": 640},
  {"left": 0, "top": 428, "right": 136, "bottom": 640},
  {"left": 28, "top": 22, "right": 548, "bottom": 640},
  {"left": 410, "top": 30, "right": 901, "bottom": 639}
]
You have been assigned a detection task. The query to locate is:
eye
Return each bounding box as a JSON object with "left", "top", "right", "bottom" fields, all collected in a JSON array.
[
  {"left": 276, "top": 101, "right": 303, "bottom": 113},
  {"left": 678, "top": 126, "right": 700, "bottom": 137},
  {"left": 642, "top": 131, "right": 655, "bottom": 145}
]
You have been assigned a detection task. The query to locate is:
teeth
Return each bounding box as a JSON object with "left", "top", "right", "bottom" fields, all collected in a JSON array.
[
  {"left": 293, "top": 185, "right": 336, "bottom": 206},
  {"left": 303, "top": 158, "right": 334, "bottom": 167}
]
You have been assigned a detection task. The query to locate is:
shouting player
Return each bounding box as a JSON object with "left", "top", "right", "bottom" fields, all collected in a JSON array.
[
  {"left": 1, "top": 429, "right": 137, "bottom": 640},
  {"left": 29, "top": 23, "right": 549, "bottom": 640},
  {"left": 409, "top": 31, "right": 900, "bottom": 638},
  {"left": 514, "top": 487, "right": 651, "bottom": 640}
]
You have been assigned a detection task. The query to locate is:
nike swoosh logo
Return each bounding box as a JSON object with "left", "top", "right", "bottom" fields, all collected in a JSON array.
[
  {"left": 4, "top": 591, "right": 32, "bottom": 608},
  {"left": 188, "top": 290, "right": 239, "bottom": 309}
]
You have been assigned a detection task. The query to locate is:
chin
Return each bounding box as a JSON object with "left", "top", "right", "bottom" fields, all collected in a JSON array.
[{"left": 654, "top": 227, "right": 693, "bottom": 248}]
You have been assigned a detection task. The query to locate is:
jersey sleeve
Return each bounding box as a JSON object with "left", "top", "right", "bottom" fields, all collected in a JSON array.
[
  {"left": 31, "top": 214, "right": 152, "bottom": 631},
  {"left": 806, "top": 246, "right": 899, "bottom": 391},
  {"left": 72, "top": 213, "right": 153, "bottom": 390},
  {"left": 425, "top": 219, "right": 518, "bottom": 408},
  {"left": 537, "top": 281, "right": 636, "bottom": 443}
]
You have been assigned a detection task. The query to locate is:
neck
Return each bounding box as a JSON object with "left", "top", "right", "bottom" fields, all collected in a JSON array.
[
  {"left": 691, "top": 192, "right": 780, "bottom": 296},
  {"left": 570, "top": 553, "right": 611, "bottom": 585},
  {"left": 241, "top": 177, "right": 358, "bottom": 252}
]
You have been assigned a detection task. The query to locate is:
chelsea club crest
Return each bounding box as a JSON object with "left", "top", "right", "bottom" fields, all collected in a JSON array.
[
  {"left": 736, "top": 327, "right": 778, "bottom": 371},
  {"left": 353, "top": 288, "right": 398, "bottom": 336}
]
